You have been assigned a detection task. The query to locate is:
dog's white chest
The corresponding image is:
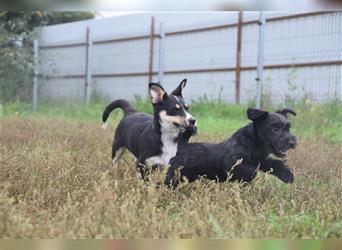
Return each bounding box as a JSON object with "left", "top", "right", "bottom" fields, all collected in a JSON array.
[{"left": 146, "top": 124, "right": 179, "bottom": 167}]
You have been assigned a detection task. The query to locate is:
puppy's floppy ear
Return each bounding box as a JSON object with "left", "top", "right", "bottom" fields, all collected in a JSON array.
[
  {"left": 149, "top": 83, "right": 167, "bottom": 104},
  {"left": 247, "top": 108, "right": 269, "bottom": 122},
  {"left": 276, "top": 108, "right": 296, "bottom": 118},
  {"left": 171, "top": 78, "right": 187, "bottom": 97}
]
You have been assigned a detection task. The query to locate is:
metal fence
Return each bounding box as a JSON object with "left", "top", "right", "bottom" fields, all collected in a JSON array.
[{"left": 34, "top": 11, "right": 342, "bottom": 109}]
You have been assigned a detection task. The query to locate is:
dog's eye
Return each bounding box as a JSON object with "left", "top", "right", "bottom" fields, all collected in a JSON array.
[
  {"left": 184, "top": 104, "right": 189, "bottom": 110},
  {"left": 272, "top": 127, "right": 280, "bottom": 132}
]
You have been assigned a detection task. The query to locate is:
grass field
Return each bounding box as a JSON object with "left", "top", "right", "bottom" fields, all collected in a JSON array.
[{"left": 1, "top": 100, "right": 341, "bottom": 238}]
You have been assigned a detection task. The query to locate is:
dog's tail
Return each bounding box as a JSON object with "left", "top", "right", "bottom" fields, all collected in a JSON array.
[{"left": 102, "top": 99, "right": 135, "bottom": 130}]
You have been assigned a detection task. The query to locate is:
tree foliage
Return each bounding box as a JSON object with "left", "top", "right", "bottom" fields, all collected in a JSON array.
[{"left": 0, "top": 11, "right": 95, "bottom": 102}]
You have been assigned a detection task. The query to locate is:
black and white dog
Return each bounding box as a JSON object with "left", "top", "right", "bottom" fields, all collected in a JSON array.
[
  {"left": 102, "top": 79, "right": 197, "bottom": 179},
  {"left": 165, "top": 108, "right": 297, "bottom": 187}
]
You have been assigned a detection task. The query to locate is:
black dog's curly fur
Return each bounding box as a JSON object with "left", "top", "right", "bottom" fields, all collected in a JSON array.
[{"left": 165, "top": 108, "right": 297, "bottom": 187}]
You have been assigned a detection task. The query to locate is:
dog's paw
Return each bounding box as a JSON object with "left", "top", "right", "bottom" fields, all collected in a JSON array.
[{"left": 278, "top": 169, "right": 294, "bottom": 183}]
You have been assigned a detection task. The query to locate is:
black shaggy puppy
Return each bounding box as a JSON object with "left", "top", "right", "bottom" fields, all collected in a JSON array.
[
  {"left": 165, "top": 108, "right": 297, "bottom": 187},
  {"left": 102, "top": 79, "right": 197, "bottom": 179}
]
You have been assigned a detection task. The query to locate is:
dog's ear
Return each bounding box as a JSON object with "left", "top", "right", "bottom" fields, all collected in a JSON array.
[
  {"left": 276, "top": 108, "right": 296, "bottom": 118},
  {"left": 149, "top": 83, "right": 167, "bottom": 104},
  {"left": 247, "top": 108, "right": 269, "bottom": 122},
  {"left": 170, "top": 79, "right": 187, "bottom": 97}
]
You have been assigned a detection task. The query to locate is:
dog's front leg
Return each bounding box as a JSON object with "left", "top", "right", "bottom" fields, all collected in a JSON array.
[
  {"left": 164, "top": 163, "right": 181, "bottom": 188},
  {"left": 260, "top": 158, "right": 294, "bottom": 183},
  {"left": 137, "top": 159, "right": 149, "bottom": 181},
  {"left": 228, "top": 162, "right": 257, "bottom": 183}
]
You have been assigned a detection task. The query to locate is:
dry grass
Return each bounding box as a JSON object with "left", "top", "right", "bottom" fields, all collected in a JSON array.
[{"left": 0, "top": 117, "right": 341, "bottom": 238}]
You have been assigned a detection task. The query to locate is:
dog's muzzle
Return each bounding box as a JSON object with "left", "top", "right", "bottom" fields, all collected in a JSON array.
[{"left": 288, "top": 136, "right": 297, "bottom": 149}]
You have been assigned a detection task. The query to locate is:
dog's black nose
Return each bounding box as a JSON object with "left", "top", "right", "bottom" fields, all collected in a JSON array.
[
  {"left": 289, "top": 140, "right": 296, "bottom": 148},
  {"left": 188, "top": 118, "right": 196, "bottom": 125}
]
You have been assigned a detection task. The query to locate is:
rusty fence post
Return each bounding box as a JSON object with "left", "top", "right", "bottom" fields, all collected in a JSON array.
[
  {"left": 235, "top": 11, "right": 243, "bottom": 104},
  {"left": 85, "top": 26, "right": 92, "bottom": 104},
  {"left": 148, "top": 16, "right": 155, "bottom": 84},
  {"left": 256, "top": 11, "right": 266, "bottom": 109},
  {"left": 32, "top": 39, "right": 39, "bottom": 111}
]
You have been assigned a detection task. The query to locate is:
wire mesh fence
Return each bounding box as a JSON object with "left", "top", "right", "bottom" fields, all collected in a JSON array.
[{"left": 34, "top": 11, "right": 342, "bottom": 108}]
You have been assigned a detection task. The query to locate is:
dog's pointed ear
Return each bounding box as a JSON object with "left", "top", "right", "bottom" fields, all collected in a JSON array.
[
  {"left": 276, "top": 108, "right": 296, "bottom": 118},
  {"left": 149, "top": 83, "right": 167, "bottom": 104},
  {"left": 247, "top": 108, "right": 269, "bottom": 122},
  {"left": 171, "top": 78, "right": 187, "bottom": 97}
]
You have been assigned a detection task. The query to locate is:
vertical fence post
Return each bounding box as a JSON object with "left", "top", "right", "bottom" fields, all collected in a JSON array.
[
  {"left": 158, "top": 22, "right": 166, "bottom": 84},
  {"left": 255, "top": 11, "right": 266, "bottom": 109},
  {"left": 235, "top": 11, "right": 243, "bottom": 104},
  {"left": 340, "top": 13, "right": 342, "bottom": 102},
  {"left": 148, "top": 16, "right": 155, "bottom": 84},
  {"left": 85, "top": 26, "right": 92, "bottom": 104},
  {"left": 32, "top": 39, "right": 39, "bottom": 112}
]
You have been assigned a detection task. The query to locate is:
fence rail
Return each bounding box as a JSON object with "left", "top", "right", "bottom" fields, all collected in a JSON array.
[{"left": 42, "top": 60, "right": 342, "bottom": 78}]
